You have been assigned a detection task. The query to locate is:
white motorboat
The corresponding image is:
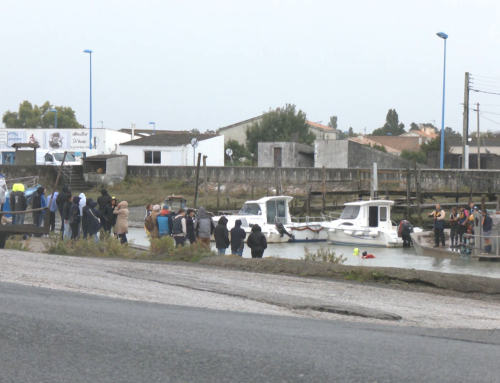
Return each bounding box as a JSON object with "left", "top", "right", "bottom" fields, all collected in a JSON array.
[
  {"left": 213, "top": 196, "right": 330, "bottom": 243},
  {"left": 326, "top": 200, "right": 403, "bottom": 248}
]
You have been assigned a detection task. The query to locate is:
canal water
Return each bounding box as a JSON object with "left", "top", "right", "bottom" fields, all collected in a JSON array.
[{"left": 127, "top": 228, "right": 500, "bottom": 279}]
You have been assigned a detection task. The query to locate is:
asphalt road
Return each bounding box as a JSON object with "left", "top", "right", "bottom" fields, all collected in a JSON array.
[{"left": 1, "top": 282, "right": 500, "bottom": 382}]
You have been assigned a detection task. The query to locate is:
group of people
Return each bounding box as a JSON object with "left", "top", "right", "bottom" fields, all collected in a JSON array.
[
  {"left": 144, "top": 204, "right": 268, "bottom": 258},
  {"left": 429, "top": 201, "right": 493, "bottom": 254}
]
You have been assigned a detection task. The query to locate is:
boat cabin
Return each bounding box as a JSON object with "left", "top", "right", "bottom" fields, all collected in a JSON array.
[
  {"left": 338, "top": 200, "right": 394, "bottom": 229},
  {"left": 237, "top": 196, "right": 292, "bottom": 225}
]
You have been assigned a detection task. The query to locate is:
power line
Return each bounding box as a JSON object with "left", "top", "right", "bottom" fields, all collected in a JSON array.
[
  {"left": 479, "top": 114, "right": 500, "bottom": 126},
  {"left": 470, "top": 88, "right": 500, "bottom": 96},
  {"left": 473, "top": 74, "right": 500, "bottom": 82}
]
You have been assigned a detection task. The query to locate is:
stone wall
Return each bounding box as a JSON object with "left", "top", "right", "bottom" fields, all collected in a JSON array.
[{"left": 0, "top": 165, "right": 59, "bottom": 187}]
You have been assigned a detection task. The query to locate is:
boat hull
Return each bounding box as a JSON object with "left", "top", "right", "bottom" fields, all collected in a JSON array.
[
  {"left": 286, "top": 223, "right": 328, "bottom": 242},
  {"left": 410, "top": 232, "right": 469, "bottom": 258},
  {"left": 327, "top": 228, "right": 402, "bottom": 248}
]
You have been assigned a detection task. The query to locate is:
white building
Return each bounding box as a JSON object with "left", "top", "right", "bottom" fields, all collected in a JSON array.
[
  {"left": 0, "top": 128, "right": 132, "bottom": 164},
  {"left": 119, "top": 133, "right": 224, "bottom": 166}
]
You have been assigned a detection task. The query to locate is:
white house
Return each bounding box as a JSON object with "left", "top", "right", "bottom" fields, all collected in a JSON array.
[
  {"left": 0, "top": 128, "right": 132, "bottom": 164},
  {"left": 118, "top": 132, "right": 225, "bottom": 166}
]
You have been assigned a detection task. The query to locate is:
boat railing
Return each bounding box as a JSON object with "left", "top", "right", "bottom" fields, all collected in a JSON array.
[
  {"left": 291, "top": 216, "right": 324, "bottom": 223},
  {"left": 463, "top": 233, "right": 500, "bottom": 257},
  {"left": 6, "top": 176, "right": 39, "bottom": 190}
]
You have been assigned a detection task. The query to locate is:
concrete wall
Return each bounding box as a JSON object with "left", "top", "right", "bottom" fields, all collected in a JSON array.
[
  {"left": 310, "top": 127, "right": 337, "bottom": 140},
  {"left": 315, "top": 140, "right": 420, "bottom": 169},
  {"left": 106, "top": 156, "right": 128, "bottom": 177},
  {"left": 0, "top": 165, "right": 58, "bottom": 188},
  {"left": 258, "top": 142, "right": 314, "bottom": 168}
]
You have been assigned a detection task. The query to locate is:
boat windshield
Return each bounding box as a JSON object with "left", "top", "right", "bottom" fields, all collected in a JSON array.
[
  {"left": 239, "top": 203, "right": 262, "bottom": 215},
  {"left": 54, "top": 152, "right": 75, "bottom": 162},
  {"left": 340, "top": 205, "right": 360, "bottom": 219}
]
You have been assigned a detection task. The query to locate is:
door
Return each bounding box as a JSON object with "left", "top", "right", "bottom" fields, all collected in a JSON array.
[
  {"left": 369, "top": 206, "right": 378, "bottom": 227},
  {"left": 273, "top": 147, "right": 282, "bottom": 167},
  {"left": 2, "top": 152, "right": 15, "bottom": 165}
]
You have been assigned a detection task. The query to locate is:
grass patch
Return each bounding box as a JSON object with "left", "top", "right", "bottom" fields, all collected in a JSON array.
[
  {"left": 303, "top": 246, "right": 347, "bottom": 264},
  {"left": 5, "top": 237, "right": 32, "bottom": 252},
  {"left": 342, "top": 270, "right": 391, "bottom": 283},
  {"left": 149, "top": 236, "right": 216, "bottom": 262}
]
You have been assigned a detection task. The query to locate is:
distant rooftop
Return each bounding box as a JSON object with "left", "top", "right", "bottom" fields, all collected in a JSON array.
[{"left": 120, "top": 132, "right": 219, "bottom": 147}]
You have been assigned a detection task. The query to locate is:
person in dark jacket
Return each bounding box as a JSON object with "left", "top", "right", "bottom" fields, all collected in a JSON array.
[
  {"left": 428, "top": 204, "right": 446, "bottom": 248},
  {"left": 195, "top": 206, "right": 215, "bottom": 246},
  {"left": 172, "top": 208, "right": 187, "bottom": 247},
  {"left": 10, "top": 183, "right": 28, "bottom": 225},
  {"left": 230, "top": 219, "right": 246, "bottom": 256},
  {"left": 69, "top": 196, "right": 81, "bottom": 240},
  {"left": 186, "top": 209, "right": 196, "bottom": 244},
  {"left": 214, "top": 216, "right": 230, "bottom": 254},
  {"left": 81, "top": 199, "right": 93, "bottom": 239},
  {"left": 86, "top": 200, "right": 102, "bottom": 243},
  {"left": 247, "top": 224, "right": 267, "bottom": 258},
  {"left": 62, "top": 194, "right": 73, "bottom": 240},
  {"left": 103, "top": 197, "right": 117, "bottom": 234},
  {"left": 97, "top": 189, "right": 112, "bottom": 229},
  {"left": 56, "top": 185, "right": 70, "bottom": 239},
  {"left": 32, "top": 186, "right": 47, "bottom": 228},
  {"left": 482, "top": 210, "right": 493, "bottom": 254}
]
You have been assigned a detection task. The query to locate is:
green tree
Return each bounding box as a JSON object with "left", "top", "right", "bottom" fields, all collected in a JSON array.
[
  {"left": 225, "top": 139, "right": 251, "bottom": 166},
  {"left": 401, "top": 149, "right": 427, "bottom": 164},
  {"left": 420, "top": 134, "right": 449, "bottom": 155},
  {"left": 327, "top": 116, "right": 338, "bottom": 130},
  {"left": 365, "top": 143, "right": 387, "bottom": 153},
  {"left": 348, "top": 127, "right": 355, "bottom": 137},
  {"left": 410, "top": 122, "right": 419, "bottom": 131},
  {"left": 2, "top": 100, "right": 81, "bottom": 129},
  {"left": 372, "top": 109, "right": 406, "bottom": 136},
  {"left": 246, "top": 104, "right": 315, "bottom": 155}
]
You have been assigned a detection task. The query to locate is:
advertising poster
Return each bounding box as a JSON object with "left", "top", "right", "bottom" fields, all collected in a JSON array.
[
  {"left": 7, "top": 131, "right": 26, "bottom": 147},
  {"left": 28, "top": 130, "right": 44, "bottom": 147},
  {"left": 70, "top": 130, "right": 89, "bottom": 150},
  {"left": 44, "top": 130, "right": 70, "bottom": 149}
]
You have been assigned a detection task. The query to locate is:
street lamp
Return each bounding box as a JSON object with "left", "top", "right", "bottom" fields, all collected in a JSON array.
[
  {"left": 436, "top": 31, "right": 448, "bottom": 169},
  {"left": 50, "top": 109, "right": 58, "bottom": 130},
  {"left": 149, "top": 122, "right": 156, "bottom": 135},
  {"left": 83, "top": 49, "right": 93, "bottom": 149}
]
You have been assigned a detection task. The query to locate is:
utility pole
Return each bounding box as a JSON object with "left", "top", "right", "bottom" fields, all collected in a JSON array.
[
  {"left": 477, "top": 103, "right": 480, "bottom": 170},
  {"left": 462, "top": 72, "right": 470, "bottom": 169}
]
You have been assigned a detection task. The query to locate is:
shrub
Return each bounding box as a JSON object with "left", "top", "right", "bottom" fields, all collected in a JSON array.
[
  {"left": 5, "top": 237, "right": 32, "bottom": 252},
  {"left": 149, "top": 236, "right": 176, "bottom": 255},
  {"left": 302, "top": 246, "right": 347, "bottom": 264}
]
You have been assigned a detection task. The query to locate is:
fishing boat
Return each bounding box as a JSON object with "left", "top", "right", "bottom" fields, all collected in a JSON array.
[
  {"left": 326, "top": 200, "right": 403, "bottom": 247},
  {"left": 213, "top": 196, "right": 330, "bottom": 243}
]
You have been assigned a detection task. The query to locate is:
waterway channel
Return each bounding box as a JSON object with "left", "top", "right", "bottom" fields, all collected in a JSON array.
[{"left": 127, "top": 228, "right": 500, "bottom": 279}]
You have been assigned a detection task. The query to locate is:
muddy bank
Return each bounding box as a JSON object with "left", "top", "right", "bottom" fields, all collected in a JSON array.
[{"left": 199, "top": 256, "right": 500, "bottom": 295}]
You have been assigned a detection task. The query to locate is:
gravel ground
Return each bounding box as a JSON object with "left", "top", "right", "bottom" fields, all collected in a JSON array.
[{"left": 1, "top": 249, "right": 500, "bottom": 329}]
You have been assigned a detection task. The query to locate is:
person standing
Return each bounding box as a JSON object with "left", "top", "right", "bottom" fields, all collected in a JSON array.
[
  {"left": 247, "top": 224, "right": 267, "bottom": 258},
  {"left": 62, "top": 194, "right": 73, "bottom": 240},
  {"left": 185, "top": 209, "right": 196, "bottom": 245},
  {"left": 10, "top": 184, "right": 27, "bottom": 225},
  {"left": 481, "top": 210, "right": 493, "bottom": 254},
  {"left": 56, "top": 185, "right": 70, "bottom": 239},
  {"left": 172, "top": 208, "right": 187, "bottom": 247},
  {"left": 449, "top": 207, "right": 459, "bottom": 248},
  {"left": 81, "top": 199, "right": 92, "bottom": 239},
  {"left": 104, "top": 197, "right": 117, "bottom": 235},
  {"left": 113, "top": 201, "right": 129, "bottom": 244},
  {"left": 97, "top": 189, "right": 112, "bottom": 230},
  {"left": 195, "top": 206, "right": 215, "bottom": 246},
  {"left": 148, "top": 205, "right": 161, "bottom": 239},
  {"left": 0, "top": 174, "right": 7, "bottom": 216},
  {"left": 214, "top": 216, "right": 230, "bottom": 254},
  {"left": 86, "top": 200, "right": 102, "bottom": 243},
  {"left": 457, "top": 206, "right": 469, "bottom": 245},
  {"left": 32, "top": 186, "right": 47, "bottom": 227},
  {"left": 48, "top": 190, "right": 59, "bottom": 232},
  {"left": 69, "top": 196, "right": 81, "bottom": 240},
  {"left": 157, "top": 205, "right": 173, "bottom": 238},
  {"left": 230, "top": 219, "right": 246, "bottom": 256},
  {"left": 428, "top": 204, "right": 446, "bottom": 248}
]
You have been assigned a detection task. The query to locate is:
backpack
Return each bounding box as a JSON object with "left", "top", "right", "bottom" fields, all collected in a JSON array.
[{"left": 145, "top": 215, "right": 155, "bottom": 231}]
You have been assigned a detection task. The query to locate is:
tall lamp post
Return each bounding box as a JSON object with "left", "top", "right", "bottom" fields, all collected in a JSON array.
[
  {"left": 436, "top": 31, "right": 448, "bottom": 169},
  {"left": 50, "top": 109, "right": 58, "bottom": 129},
  {"left": 83, "top": 49, "right": 93, "bottom": 149},
  {"left": 149, "top": 122, "right": 156, "bottom": 135}
]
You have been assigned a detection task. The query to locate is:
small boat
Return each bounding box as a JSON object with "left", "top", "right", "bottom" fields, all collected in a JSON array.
[
  {"left": 411, "top": 231, "right": 465, "bottom": 258},
  {"left": 213, "top": 196, "right": 330, "bottom": 243},
  {"left": 326, "top": 200, "right": 403, "bottom": 247}
]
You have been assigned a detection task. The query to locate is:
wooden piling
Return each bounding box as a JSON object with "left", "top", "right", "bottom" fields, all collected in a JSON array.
[
  {"left": 413, "top": 160, "right": 422, "bottom": 227},
  {"left": 406, "top": 165, "right": 411, "bottom": 220},
  {"left": 322, "top": 166, "right": 326, "bottom": 213},
  {"left": 203, "top": 155, "right": 208, "bottom": 207},
  {"left": 193, "top": 153, "right": 202, "bottom": 208},
  {"left": 217, "top": 182, "right": 220, "bottom": 210}
]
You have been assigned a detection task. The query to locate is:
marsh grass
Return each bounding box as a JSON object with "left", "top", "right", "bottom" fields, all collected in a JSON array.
[
  {"left": 5, "top": 237, "right": 32, "bottom": 252},
  {"left": 302, "top": 246, "right": 347, "bottom": 264}
]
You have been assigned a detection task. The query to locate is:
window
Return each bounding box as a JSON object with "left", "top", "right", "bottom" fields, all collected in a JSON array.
[
  {"left": 45, "top": 154, "right": 54, "bottom": 162},
  {"left": 239, "top": 203, "right": 261, "bottom": 215},
  {"left": 144, "top": 151, "right": 161, "bottom": 164},
  {"left": 266, "top": 200, "right": 287, "bottom": 224},
  {"left": 340, "top": 206, "right": 360, "bottom": 219},
  {"left": 379, "top": 207, "right": 387, "bottom": 222}
]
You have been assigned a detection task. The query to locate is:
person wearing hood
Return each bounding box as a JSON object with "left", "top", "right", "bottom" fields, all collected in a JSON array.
[
  {"left": 32, "top": 186, "right": 47, "bottom": 228},
  {"left": 81, "top": 198, "right": 93, "bottom": 239},
  {"left": 0, "top": 174, "right": 7, "bottom": 216},
  {"left": 97, "top": 189, "right": 112, "bottom": 228},
  {"left": 62, "top": 194, "right": 73, "bottom": 240},
  {"left": 86, "top": 200, "right": 102, "bottom": 243},
  {"left": 230, "top": 219, "right": 246, "bottom": 256},
  {"left": 148, "top": 205, "right": 161, "bottom": 239},
  {"left": 113, "top": 201, "right": 129, "bottom": 244},
  {"left": 247, "top": 224, "right": 267, "bottom": 258},
  {"left": 104, "top": 197, "right": 118, "bottom": 234},
  {"left": 10, "top": 183, "right": 28, "bottom": 225},
  {"left": 214, "top": 216, "right": 230, "bottom": 254},
  {"left": 69, "top": 196, "right": 81, "bottom": 240},
  {"left": 172, "top": 208, "right": 187, "bottom": 247},
  {"left": 49, "top": 190, "right": 59, "bottom": 232},
  {"left": 157, "top": 204, "right": 173, "bottom": 238},
  {"left": 186, "top": 209, "right": 196, "bottom": 244},
  {"left": 195, "top": 206, "right": 215, "bottom": 246},
  {"left": 56, "top": 185, "right": 70, "bottom": 239},
  {"left": 78, "top": 193, "right": 86, "bottom": 216}
]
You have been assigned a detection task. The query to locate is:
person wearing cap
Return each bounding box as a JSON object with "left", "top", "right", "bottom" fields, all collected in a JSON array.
[
  {"left": 428, "top": 204, "right": 446, "bottom": 247},
  {"left": 157, "top": 204, "right": 173, "bottom": 238}
]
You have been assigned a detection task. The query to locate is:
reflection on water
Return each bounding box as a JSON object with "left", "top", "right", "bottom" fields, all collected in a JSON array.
[{"left": 127, "top": 228, "right": 500, "bottom": 279}]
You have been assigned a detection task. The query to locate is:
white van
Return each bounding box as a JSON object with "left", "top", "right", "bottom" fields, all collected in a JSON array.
[{"left": 36, "top": 150, "right": 82, "bottom": 166}]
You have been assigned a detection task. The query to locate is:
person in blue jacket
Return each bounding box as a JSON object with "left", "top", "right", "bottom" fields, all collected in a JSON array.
[{"left": 157, "top": 205, "right": 173, "bottom": 238}]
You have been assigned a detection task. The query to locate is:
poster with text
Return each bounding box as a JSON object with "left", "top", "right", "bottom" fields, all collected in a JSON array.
[
  {"left": 69, "top": 130, "right": 89, "bottom": 150},
  {"left": 44, "top": 130, "right": 70, "bottom": 150}
]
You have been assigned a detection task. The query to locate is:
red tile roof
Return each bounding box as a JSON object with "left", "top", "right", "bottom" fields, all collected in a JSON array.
[{"left": 306, "top": 120, "right": 337, "bottom": 131}]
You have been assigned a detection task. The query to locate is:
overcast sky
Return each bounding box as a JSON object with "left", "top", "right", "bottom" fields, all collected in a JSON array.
[{"left": 1, "top": 0, "right": 500, "bottom": 135}]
